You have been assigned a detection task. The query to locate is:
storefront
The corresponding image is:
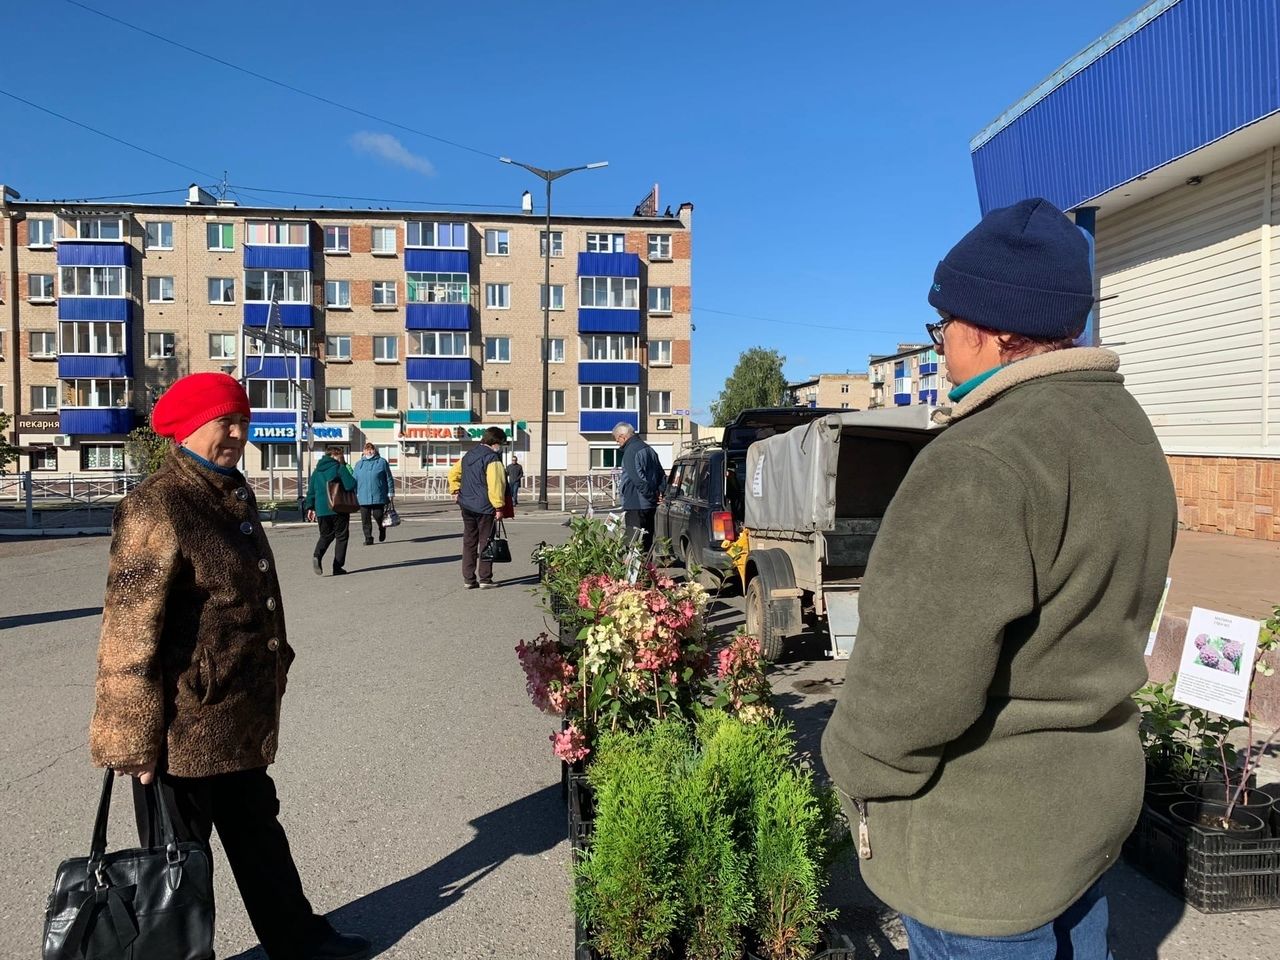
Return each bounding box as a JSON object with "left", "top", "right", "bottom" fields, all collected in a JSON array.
[{"left": 397, "top": 422, "right": 526, "bottom": 473}]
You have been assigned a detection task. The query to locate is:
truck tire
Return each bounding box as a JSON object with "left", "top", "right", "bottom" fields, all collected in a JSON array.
[{"left": 746, "top": 576, "right": 784, "bottom": 662}]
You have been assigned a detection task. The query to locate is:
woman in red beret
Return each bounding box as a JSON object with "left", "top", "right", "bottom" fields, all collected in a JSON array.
[{"left": 89, "top": 373, "right": 369, "bottom": 960}]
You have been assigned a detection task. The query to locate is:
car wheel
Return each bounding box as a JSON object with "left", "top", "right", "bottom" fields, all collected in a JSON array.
[{"left": 746, "top": 576, "right": 784, "bottom": 661}]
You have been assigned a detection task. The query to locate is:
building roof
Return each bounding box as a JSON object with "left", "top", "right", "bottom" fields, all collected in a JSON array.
[{"left": 870, "top": 344, "right": 934, "bottom": 365}]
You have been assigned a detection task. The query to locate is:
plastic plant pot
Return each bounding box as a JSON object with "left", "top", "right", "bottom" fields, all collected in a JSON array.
[{"left": 1169, "top": 800, "right": 1268, "bottom": 839}]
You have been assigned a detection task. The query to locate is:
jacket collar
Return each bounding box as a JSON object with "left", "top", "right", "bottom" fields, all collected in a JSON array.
[
  {"left": 933, "top": 348, "right": 1121, "bottom": 425},
  {"left": 168, "top": 445, "right": 244, "bottom": 494}
]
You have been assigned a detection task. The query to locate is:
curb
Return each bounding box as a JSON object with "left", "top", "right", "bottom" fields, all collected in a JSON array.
[{"left": 0, "top": 527, "right": 111, "bottom": 538}]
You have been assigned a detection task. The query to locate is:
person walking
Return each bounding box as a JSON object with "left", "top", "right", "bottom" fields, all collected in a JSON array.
[
  {"left": 89, "top": 372, "right": 370, "bottom": 960},
  {"left": 304, "top": 444, "right": 357, "bottom": 576},
  {"left": 613, "top": 422, "right": 667, "bottom": 552},
  {"left": 353, "top": 441, "right": 395, "bottom": 545},
  {"left": 505, "top": 454, "right": 524, "bottom": 506},
  {"left": 448, "top": 426, "right": 506, "bottom": 589},
  {"left": 820, "top": 198, "right": 1178, "bottom": 960}
]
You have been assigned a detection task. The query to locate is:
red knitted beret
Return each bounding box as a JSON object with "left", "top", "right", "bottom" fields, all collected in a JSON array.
[{"left": 151, "top": 373, "right": 251, "bottom": 441}]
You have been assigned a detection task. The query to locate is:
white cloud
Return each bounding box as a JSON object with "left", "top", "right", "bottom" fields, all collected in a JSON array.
[{"left": 349, "top": 132, "right": 435, "bottom": 176}]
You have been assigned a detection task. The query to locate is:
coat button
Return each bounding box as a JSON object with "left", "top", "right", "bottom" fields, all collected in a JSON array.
[
  {"left": 235, "top": 488, "right": 249, "bottom": 501},
  {"left": 258, "top": 559, "right": 270, "bottom": 572},
  {"left": 240, "top": 521, "right": 253, "bottom": 535},
  {"left": 268, "top": 637, "right": 280, "bottom": 651},
  {"left": 266, "top": 597, "right": 277, "bottom": 611}
]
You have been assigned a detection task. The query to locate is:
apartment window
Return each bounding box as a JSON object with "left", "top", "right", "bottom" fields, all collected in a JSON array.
[
  {"left": 246, "top": 221, "right": 308, "bottom": 245},
  {"left": 28, "top": 274, "right": 55, "bottom": 301},
  {"left": 29, "top": 218, "right": 54, "bottom": 247},
  {"left": 374, "top": 387, "right": 399, "bottom": 414},
  {"left": 29, "top": 332, "right": 57, "bottom": 358},
  {"left": 207, "top": 223, "right": 234, "bottom": 251},
  {"left": 649, "top": 390, "right": 673, "bottom": 414},
  {"left": 925, "top": 349, "right": 939, "bottom": 364},
  {"left": 485, "top": 283, "right": 510, "bottom": 309},
  {"left": 647, "top": 286, "right": 672, "bottom": 313},
  {"left": 410, "top": 381, "right": 468, "bottom": 410},
  {"left": 421, "top": 442, "right": 465, "bottom": 471},
  {"left": 590, "top": 446, "right": 622, "bottom": 470},
  {"left": 145, "top": 222, "right": 174, "bottom": 250},
  {"left": 208, "top": 278, "right": 235, "bottom": 303},
  {"left": 407, "top": 272, "right": 468, "bottom": 304},
  {"left": 579, "top": 276, "right": 639, "bottom": 309},
  {"left": 920, "top": 374, "right": 938, "bottom": 392},
  {"left": 247, "top": 329, "right": 311, "bottom": 356},
  {"left": 65, "top": 378, "right": 128, "bottom": 407},
  {"left": 325, "top": 335, "right": 351, "bottom": 361},
  {"left": 325, "top": 386, "right": 353, "bottom": 414},
  {"left": 409, "top": 331, "right": 468, "bottom": 357},
  {"left": 586, "top": 232, "right": 625, "bottom": 253},
  {"left": 75, "top": 218, "right": 124, "bottom": 241},
  {"left": 325, "top": 280, "right": 351, "bottom": 308},
  {"left": 260, "top": 446, "right": 299, "bottom": 470},
  {"left": 147, "top": 276, "right": 175, "bottom": 303},
  {"left": 323, "top": 225, "right": 350, "bottom": 253},
  {"left": 649, "top": 340, "right": 672, "bottom": 366},
  {"left": 841, "top": 384, "right": 850, "bottom": 394},
  {"left": 209, "top": 333, "right": 237, "bottom": 360},
  {"left": 374, "top": 335, "right": 398, "bottom": 362},
  {"left": 60, "top": 266, "right": 128, "bottom": 298},
  {"left": 580, "top": 385, "right": 638, "bottom": 410},
  {"left": 247, "top": 379, "right": 299, "bottom": 409},
  {"left": 31, "top": 447, "right": 58, "bottom": 471},
  {"left": 82, "top": 444, "right": 125, "bottom": 471},
  {"left": 648, "top": 234, "right": 672, "bottom": 260},
  {"left": 31, "top": 385, "right": 59, "bottom": 411},
  {"left": 375, "top": 443, "right": 399, "bottom": 466},
  {"left": 547, "top": 337, "right": 565, "bottom": 363},
  {"left": 540, "top": 230, "right": 564, "bottom": 257},
  {"left": 371, "top": 226, "right": 396, "bottom": 254},
  {"left": 148, "top": 332, "right": 176, "bottom": 359},
  {"left": 244, "top": 269, "right": 308, "bottom": 302},
  {"left": 539, "top": 284, "right": 565, "bottom": 310},
  {"left": 485, "top": 336, "right": 511, "bottom": 363},
  {"left": 372, "top": 281, "right": 397, "bottom": 306},
  {"left": 486, "top": 389, "right": 510, "bottom": 415},
  {"left": 581, "top": 334, "right": 637, "bottom": 362},
  {"left": 61, "top": 322, "right": 125, "bottom": 355},
  {"left": 484, "top": 229, "right": 510, "bottom": 255},
  {"left": 406, "top": 221, "right": 466, "bottom": 249}
]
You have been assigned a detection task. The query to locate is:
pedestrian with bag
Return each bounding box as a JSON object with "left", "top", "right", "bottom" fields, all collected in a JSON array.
[
  {"left": 85, "top": 372, "right": 369, "bottom": 960},
  {"left": 820, "top": 199, "right": 1177, "bottom": 960},
  {"left": 613, "top": 422, "right": 667, "bottom": 552},
  {"left": 352, "top": 441, "right": 395, "bottom": 545},
  {"left": 305, "top": 444, "right": 357, "bottom": 576},
  {"left": 448, "top": 426, "right": 507, "bottom": 589},
  {"left": 505, "top": 454, "right": 524, "bottom": 506}
]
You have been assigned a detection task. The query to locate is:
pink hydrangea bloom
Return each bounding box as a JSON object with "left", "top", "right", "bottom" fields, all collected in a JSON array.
[{"left": 551, "top": 724, "right": 591, "bottom": 763}]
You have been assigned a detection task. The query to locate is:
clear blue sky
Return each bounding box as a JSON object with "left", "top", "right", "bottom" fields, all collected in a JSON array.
[{"left": 2, "top": 0, "right": 1141, "bottom": 417}]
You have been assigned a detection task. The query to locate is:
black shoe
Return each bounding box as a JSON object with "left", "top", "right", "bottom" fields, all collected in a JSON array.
[
  {"left": 378, "top": 528, "right": 386, "bottom": 542},
  {"left": 305, "top": 930, "right": 371, "bottom": 960},
  {"left": 465, "top": 581, "right": 478, "bottom": 589},
  {"left": 363, "top": 539, "right": 374, "bottom": 546},
  {"left": 332, "top": 567, "right": 349, "bottom": 576},
  {"left": 312, "top": 557, "right": 323, "bottom": 576}
]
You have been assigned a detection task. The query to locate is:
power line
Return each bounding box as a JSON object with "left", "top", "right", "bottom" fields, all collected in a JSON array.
[
  {"left": 65, "top": 188, "right": 189, "bottom": 201},
  {"left": 62, "top": 0, "right": 502, "bottom": 162},
  {"left": 695, "top": 306, "right": 912, "bottom": 336},
  {"left": 228, "top": 185, "right": 523, "bottom": 209}
]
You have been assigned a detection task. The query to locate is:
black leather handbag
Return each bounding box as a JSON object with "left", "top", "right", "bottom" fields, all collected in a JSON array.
[
  {"left": 481, "top": 518, "right": 512, "bottom": 564},
  {"left": 43, "top": 769, "right": 215, "bottom": 960}
]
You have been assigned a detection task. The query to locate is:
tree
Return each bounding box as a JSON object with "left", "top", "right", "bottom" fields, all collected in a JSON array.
[
  {"left": 710, "top": 348, "right": 789, "bottom": 426},
  {"left": 125, "top": 383, "right": 174, "bottom": 476},
  {"left": 0, "top": 413, "right": 20, "bottom": 474}
]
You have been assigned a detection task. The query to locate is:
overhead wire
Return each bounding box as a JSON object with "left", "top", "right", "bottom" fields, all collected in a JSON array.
[{"left": 694, "top": 307, "right": 913, "bottom": 336}]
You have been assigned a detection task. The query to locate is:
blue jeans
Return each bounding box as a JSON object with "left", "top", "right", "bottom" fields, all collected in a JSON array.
[{"left": 901, "top": 881, "right": 1112, "bottom": 960}]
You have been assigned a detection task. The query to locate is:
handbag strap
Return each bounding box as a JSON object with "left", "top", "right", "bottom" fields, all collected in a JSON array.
[
  {"left": 492, "top": 518, "right": 507, "bottom": 539},
  {"left": 89, "top": 768, "right": 179, "bottom": 865}
]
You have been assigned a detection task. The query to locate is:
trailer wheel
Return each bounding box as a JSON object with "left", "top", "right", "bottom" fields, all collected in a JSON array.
[{"left": 746, "top": 576, "right": 784, "bottom": 662}]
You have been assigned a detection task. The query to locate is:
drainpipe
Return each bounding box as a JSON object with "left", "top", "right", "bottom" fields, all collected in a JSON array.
[
  {"left": 1073, "top": 207, "right": 1099, "bottom": 348},
  {"left": 2, "top": 190, "right": 21, "bottom": 452}
]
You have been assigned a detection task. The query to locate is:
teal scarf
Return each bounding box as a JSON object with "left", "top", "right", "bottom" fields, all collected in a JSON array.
[{"left": 947, "top": 365, "right": 1003, "bottom": 403}]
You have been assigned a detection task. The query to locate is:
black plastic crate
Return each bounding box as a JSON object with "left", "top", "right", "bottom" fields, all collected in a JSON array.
[
  {"left": 1124, "top": 801, "right": 1280, "bottom": 912},
  {"left": 569, "top": 773, "right": 595, "bottom": 852}
]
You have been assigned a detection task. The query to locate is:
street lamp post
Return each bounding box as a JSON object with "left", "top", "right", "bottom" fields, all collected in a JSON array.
[{"left": 499, "top": 156, "right": 607, "bottom": 510}]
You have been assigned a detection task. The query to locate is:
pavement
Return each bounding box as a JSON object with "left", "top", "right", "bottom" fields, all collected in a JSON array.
[{"left": 0, "top": 516, "right": 1278, "bottom": 958}]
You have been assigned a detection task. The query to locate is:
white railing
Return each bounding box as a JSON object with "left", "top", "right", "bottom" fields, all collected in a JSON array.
[{"left": 2, "top": 472, "right": 141, "bottom": 503}]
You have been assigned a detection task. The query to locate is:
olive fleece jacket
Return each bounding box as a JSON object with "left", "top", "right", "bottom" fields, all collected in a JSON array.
[{"left": 820, "top": 348, "right": 1178, "bottom": 936}]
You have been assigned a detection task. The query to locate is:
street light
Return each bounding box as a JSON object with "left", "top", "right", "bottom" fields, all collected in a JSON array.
[{"left": 499, "top": 156, "right": 608, "bottom": 510}]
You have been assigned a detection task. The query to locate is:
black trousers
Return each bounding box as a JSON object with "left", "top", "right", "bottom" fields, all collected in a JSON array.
[
  {"left": 314, "top": 513, "right": 349, "bottom": 569},
  {"left": 460, "top": 508, "right": 496, "bottom": 585},
  {"left": 359, "top": 504, "right": 386, "bottom": 543},
  {"left": 625, "top": 508, "right": 657, "bottom": 553},
  {"left": 133, "top": 768, "right": 332, "bottom": 960}
]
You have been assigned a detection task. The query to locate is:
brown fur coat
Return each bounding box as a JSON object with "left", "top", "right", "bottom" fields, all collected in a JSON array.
[{"left": 90, "top": 448, "right": 295, "bottom": 778}]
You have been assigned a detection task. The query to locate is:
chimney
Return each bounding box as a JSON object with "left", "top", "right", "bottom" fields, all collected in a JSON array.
[
  {"left": 186, "top": 183, "right": 218, "bottom": 206},
  {"left": 521, "top": 190, "right": 533, "bottom": 215}
]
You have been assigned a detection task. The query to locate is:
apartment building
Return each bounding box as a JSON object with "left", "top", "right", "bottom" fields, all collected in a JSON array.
[
  {"left": 785, "top": 372, "right": 872, "bottom": 410},
  {"left": 0, "top": 185, "right": 693, "bottom": 484},
  {"left": 867, "top": 344, "right": 946, "bottom": 409}
]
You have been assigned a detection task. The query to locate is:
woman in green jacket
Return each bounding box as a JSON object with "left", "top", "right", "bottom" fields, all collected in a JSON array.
[{"left": 303, "top": 444, "right": 357, "bottom": 575}]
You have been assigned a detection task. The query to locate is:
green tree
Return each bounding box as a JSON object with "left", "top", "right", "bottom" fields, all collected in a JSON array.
[
  {"left": 710, "top": 348, "right": 788, "bottom": 426},
  {"left": 125, "top": 384, "right": 174, "bottom": 476},
  {"left": 0, "top": 412, "right": 20, "bottom": 474}
]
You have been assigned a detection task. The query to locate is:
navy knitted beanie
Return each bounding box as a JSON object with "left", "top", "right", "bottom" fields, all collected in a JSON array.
[{"left": 927, "top": 198, "right": 1094, "bottom": 339}]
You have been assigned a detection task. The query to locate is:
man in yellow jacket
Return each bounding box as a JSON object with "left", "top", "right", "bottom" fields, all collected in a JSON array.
[{"left": 448, "top": 426, "right": 508, "bottom": 588}]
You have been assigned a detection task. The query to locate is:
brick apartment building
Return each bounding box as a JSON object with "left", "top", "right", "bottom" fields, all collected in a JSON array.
[
  {"left": 0, "top": 185, "right": 693, "bottom": 489},
  {"left": 785, "top": 372, "right": 872, "bottom": 411},
  {"left": 867, "top": 344, "right": 947, "bottom": 409}
]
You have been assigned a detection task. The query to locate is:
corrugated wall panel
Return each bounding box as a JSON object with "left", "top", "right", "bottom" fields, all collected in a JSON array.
[{"left": 1268, "top": 147, "right": 1280, "bottom": 443}]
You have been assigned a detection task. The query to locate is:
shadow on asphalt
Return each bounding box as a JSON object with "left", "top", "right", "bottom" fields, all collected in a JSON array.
[
  {"left": 0, "top": 605, "right": 103, "bottom": 629},
  {"left": 403, "top": 532, "right": 463, "bottom": 544},
  {"left": 346, "top": 555, "right": 462, "bottom": 574}
]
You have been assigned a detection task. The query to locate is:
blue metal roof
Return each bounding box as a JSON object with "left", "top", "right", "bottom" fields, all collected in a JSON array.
[{"left": 971, "top": 0, "right": 1280, "bottom": 214}]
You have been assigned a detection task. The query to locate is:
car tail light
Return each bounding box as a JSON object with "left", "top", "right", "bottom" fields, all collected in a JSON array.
[{"left": 712, "top": 511, "right": 736, "bottom": 543}]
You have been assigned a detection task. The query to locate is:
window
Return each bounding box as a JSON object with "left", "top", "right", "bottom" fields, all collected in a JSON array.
[
  {"left": 75, "top": 218, "right": 124, "bottom": 240},
  {"left": 260, "top": 446, "right": 298, "bottom": 470},
  {"left": 29, "top": 332, "right": 57, "bottom": 358},
  {"left": 372, "top": 281, "right": 397, "bottom": 306},
  {"left": 144, "top": 222, "right": 173, "bottom": 250},
  {"left": 60, "top": 266, "right": 128, "bottom": 297},
  {"left": 586, "top": 232, "right": 625, "bottom": 253},
  {"left": 484, "top": 229, "right": 510, "bottom": 255},
  {"left": 60, "top": 322, "right": 125, "bottom": 355},
  {"left": 581, "top": 334, "right": 637, "bottom": 361},
  {"left": 29, "top": 218, "right": 54, "bottom": 247},
  {"left": 65, "top": 379, "right": 128, "bottom": 407},
  {"left": 648, "top": 339, "right": 672, "bottom": 366},
  {"left": 547, "top": 337, "right": 565, "bottom": 363},
  {"left": 539, "top": 284, "right": 565, "bottom": 310},
  {"left": 486, "top": 389, "right": 510, "bottom": 415},
  {"left": 371, "top": 226, "right": 396, "bottom": 254},
  {"left": 485, "top": 283, "right": 510, "bottom": 309},
  {"left": 207, "top": 223, "right": 234, "bottom": 250},
  {"left": 323, "top": 225, "right": 350, "bottom": 253},
  {"left": 209, "top": 333, "right": 237, "bottom": 360},
  {"left": 246, "top": 329, "right": 311, "bottom": 356},
  {"left": 841, "top": 384, "right": 850, "bottom": 394},
  {"left": 246, "top": 221, "right": 308, "bottom": 245},
  {"left": 374, "top": 387, "right": 399, "bottom": 414},
  {"left": 325, "top": 386, "right": 352, "bottom": 414},
  {"left": 579, "top": 276, "right": 639, "bottom": 309},
  {"left": 648, "top": 234, "right": 672, "bottom": 260},
  {"left": 410, "top": 382, "right": 468, "bottom": 410},
  {"left": 407, "top": 272, "right": 468, "bottom": 304},
  {"left": 148, "top": 332, "right": 176, "bottom": 359},
  {"left": 540, "top": 230, "right": 564, "bottom": 257},
  {"left": 925, "top": 349, "right": 939, "bottom": 364},
  {"left": 31, "top": 447, "right": 58, "bottom": 471},
  {"left": 31, "top": 384, "right": 58, "bottom": 410},
  {"left": 208, "top": 278, "right": 235, "bottom": 303},
  {"left": 406, "top": 221, "right": 466, "bottom": 249},
  {"left": 590, "top": 446, "right": 622, "bottom": 470},
  {"left": 325, "top": 280, "right": 351, "bottom": 308},
  {"left": 548, "top": 389, "right": 565, "bottom": 415},
  {"left": 147, "top": 276, "right": 175, "bottom": 303},
  {"left": 580, "top": 385, "right": 639, "bottom": 410},
  {"left": 28, "top": 274, "right": 54, "bottom": 301},
  {"left": 325, "top": 335, "right": 351, "bottom": 361},
  {"left": 82, "top": 445, "right": 125, "bottom": 471},
  {"left": 920, "top": 374, "right": 938, "bottom": 392},
  {"left": 374, "top": 336, "right": 398, "bottom": 362},
  {"left": 649, "top": 390, "right": 673, "bottom": 414},
  {"left": 485, "top": 336, "right": 511, "bottom": 363},
  {"left": 647, "top": 286, "right": 672, "bottom": 313},
  {"left": 375, "top": 443, "right": 398, "bottom": 466},
  {"left": 244, "top": 269, "right": 309, "bottom": 303},
  {"left": 409, "top": 331, "right": 468, "bottom": 357},
  {"left": 421, "top": 442, "right": 466, "bottom": 472},
  {"left": 246, "top": 379, "right": 299, "bottom": 409}
]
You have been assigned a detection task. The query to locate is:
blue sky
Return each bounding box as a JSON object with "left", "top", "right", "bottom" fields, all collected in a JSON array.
[{"left": 2, "top": 0, "right": 1141, "bottom": 417}]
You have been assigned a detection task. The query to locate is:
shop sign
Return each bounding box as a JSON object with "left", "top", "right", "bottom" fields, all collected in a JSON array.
[
  {"left": 311, "top": 423, "right": 350, "bottom": 443},
  {"left": 398, "top": 423, "right": 525, "bottom": 443},
  {"left": 16, "top": 414, "right": 61, "bottom": 433},
  {"left": 655, "top": 418, "right": 683, "bottom": 431},
  {"left": 249, "top": 423, "right": 302, "bottom": 443}
]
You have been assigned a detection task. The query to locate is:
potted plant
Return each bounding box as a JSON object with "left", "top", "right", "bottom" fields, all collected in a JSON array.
[{"left": 532, "top": 516, "right": 638, "bottom": 623}]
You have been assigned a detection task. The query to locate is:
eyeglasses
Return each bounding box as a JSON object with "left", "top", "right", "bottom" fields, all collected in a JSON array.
[{"left": 925, "top": 310, "right": 954, "bottom": 350}]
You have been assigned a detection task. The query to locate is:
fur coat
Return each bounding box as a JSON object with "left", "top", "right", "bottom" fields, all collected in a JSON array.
[{"left": 90, "top": 448, "right": 295, "bottom": 778}]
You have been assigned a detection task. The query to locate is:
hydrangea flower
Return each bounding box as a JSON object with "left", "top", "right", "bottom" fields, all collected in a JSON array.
[
  {"left": 1221, "top": 641, "right": 1244, "bottom": 663},
  {"left": 1194, "top": 634, "right": 1211, "bottom": 650},
  {"left": 551, "top": 724, "right": 590, "bottom": 763},
  {"left": 1218, "top": 657, "right": 1238, "bottom": 674},
  {"left": 1198, "top": 648, "right": 1221, "bottom": 669}
]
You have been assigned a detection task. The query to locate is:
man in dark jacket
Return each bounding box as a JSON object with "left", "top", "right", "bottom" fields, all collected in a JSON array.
[
  {"left": 505, "top": 455, "right": 524, "bottom": 506},
  {"left": 448, "top": 426, "right": 507, "bottom": 588},
  {"left": 613, "top": 422, "right": 667, "bottom": 551},
  {"left": 352, "top": 442, "right": 395, "bottom": 545},
  {"left": 304, "top": 445, "right": 357, "bottom": 576},
  {"left": 820, "top": 199, "right": 1177, "bottom": 958}
]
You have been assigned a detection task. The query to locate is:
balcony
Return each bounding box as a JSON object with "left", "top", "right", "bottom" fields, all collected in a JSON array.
[
  {"left": 58, "top": 355, "right": 132, "bottom": 379},
  {"left": 60, "top": 407, "right": 135, "bottom": 435},
  {"left": 581, "top": 410, "right": 638, "bottom": 434},
  {"left": 406, "top": 408, "right": 472, "bottom": 425},
  {"left": 578, "top": 362, "right": 640, "bottom": 385}
]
